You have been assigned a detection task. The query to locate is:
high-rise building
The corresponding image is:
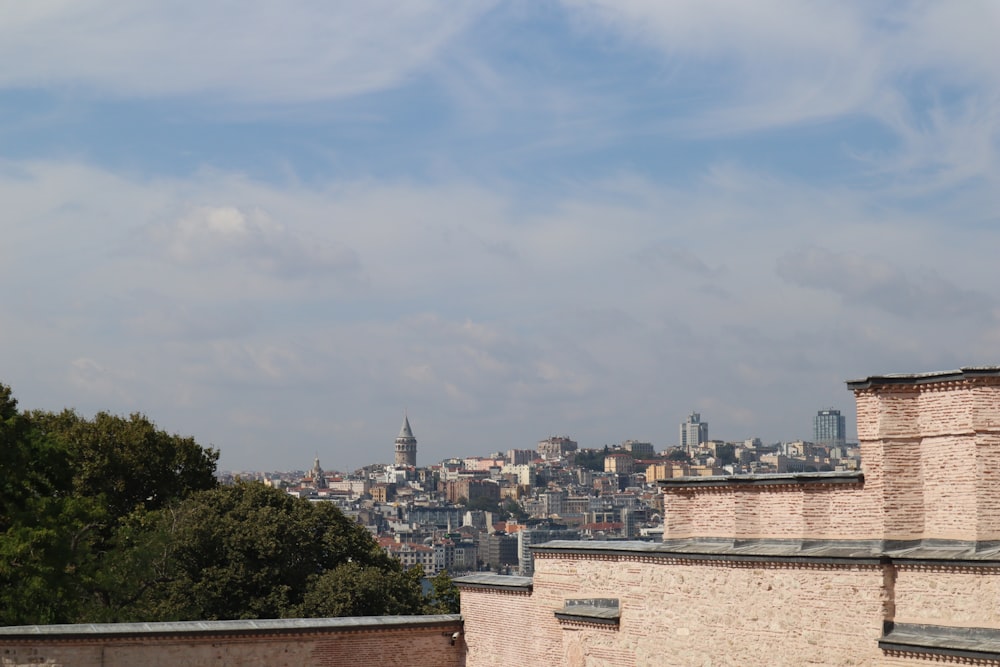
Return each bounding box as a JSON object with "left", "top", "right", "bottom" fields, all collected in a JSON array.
[
  {"left": 394, "top": 414, "right": 417, "bottom": 467},
  {"left": 680, "top": 412, "right": 708, "bottom": 453},
  {"left": 814, "top": 408, "right": 846, "bottom": 447}
]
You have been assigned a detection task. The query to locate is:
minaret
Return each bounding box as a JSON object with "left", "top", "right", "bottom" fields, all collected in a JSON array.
[{"left": 394, "top": 413, "right": 417, "bottom": 467}]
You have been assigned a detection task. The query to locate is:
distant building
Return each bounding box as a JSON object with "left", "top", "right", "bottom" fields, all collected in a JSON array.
[
  {"left": 814, "top": 408, "right": 846, "bottom": 447},
  {"left": 679, "top": 412, "right": 708, "bottom": 454},
  {"left": 537, "top": 436, "right": 578, "bottom": 460},
  {"left": 394, "top": 414, "right": 417, "bottom": 467},
  {"left": 517, "top": 527, "right": 581, "bottom": 576},
  {"left": 622, "top": 440, "right": 655, "bottom": 457},
  {"left": 484, "top": 533, "right": 519, "bottom": 572},
  {"left": 307, "top": 456, "right": 328, "bottom": 490},
  {"left": 506, "top": 449, "right": 535, "bottom": 465},
  {"left": 604, "top": 452, "right": 635, "bottom": 475}
]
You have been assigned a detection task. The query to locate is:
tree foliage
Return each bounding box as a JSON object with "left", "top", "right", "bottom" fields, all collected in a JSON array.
[
  {"left": 573, "top": 448, "right": 606, "bottom": 471},
  {"left": 0, "top": 382, "right": 447, "bottom": 626},
  {"left": 123, "top": 482, "right": 424, "bottom": 621},
  {"left": 665, "top": 448, "right": 691, "bottom": 462},
  {"left": 423, "top": 569, "right": 461, "bottom": 614}
]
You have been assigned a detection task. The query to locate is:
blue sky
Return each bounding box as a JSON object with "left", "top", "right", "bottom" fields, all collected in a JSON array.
[{"left": 2, "top": 1, "right": 999, "bottom": 472}]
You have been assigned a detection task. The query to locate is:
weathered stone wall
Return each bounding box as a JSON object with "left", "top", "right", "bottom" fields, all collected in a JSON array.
[
  {"left": 460, "top": 553, "right": 890, "bottom": 666},
  {"left": 0, "top": 616, "right": 464, "bottom": 667},
  {"left": 892, "top": 565, "right": 1000, "bottom": 629}
]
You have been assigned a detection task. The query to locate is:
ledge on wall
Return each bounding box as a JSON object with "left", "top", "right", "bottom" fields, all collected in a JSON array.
[
  {"left": 453, "top": 573, "right": 533, "bottom": 592},
  {"left": 554, "top": 599, "right": 620, "bottom": 627},
  {"left": 0, "top": 615, "right": 464, "bottom": 640},
  {"left": 657, "top": 470, "right": 863, "bottom": 489},
  {"left": 880, "top": 622, "right": 1000, "bottom": 661}
]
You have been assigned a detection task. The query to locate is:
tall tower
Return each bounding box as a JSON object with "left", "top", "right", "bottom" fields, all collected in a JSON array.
[
  {"left": 394, "top": 414, "right": 417, "bottom": 467},
  {"left": 679, "top": 412, "right": 708, "bottom": 454}
]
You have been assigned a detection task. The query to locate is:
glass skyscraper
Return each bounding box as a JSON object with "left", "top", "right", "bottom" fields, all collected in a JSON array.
[{"left": 814, "top": 408, "right": 846, "bottom": 447}]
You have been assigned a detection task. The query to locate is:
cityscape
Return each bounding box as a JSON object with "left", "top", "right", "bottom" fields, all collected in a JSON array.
[
  {"left": 221, "top": 407, "right": 856, "bottom": 578},
  {"left": 3, "top": 2, "right": 998, "bottom": 664}
]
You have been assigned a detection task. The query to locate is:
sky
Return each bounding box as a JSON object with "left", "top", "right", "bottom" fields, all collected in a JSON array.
[{"left": 2, "top": 1, "right": 999, "bottom": 473}]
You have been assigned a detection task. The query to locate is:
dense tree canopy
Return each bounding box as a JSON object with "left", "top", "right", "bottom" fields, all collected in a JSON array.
[
  {"left": 573, "top": 448, "right": 607, "bottom": 472},
  {"left": 0, "top": 383, "right": 453, "bottom": 626}
]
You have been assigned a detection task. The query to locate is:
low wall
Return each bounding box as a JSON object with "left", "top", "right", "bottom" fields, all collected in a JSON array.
[{"left": 0, "top": 615, "right": 465, "bottom": 667}]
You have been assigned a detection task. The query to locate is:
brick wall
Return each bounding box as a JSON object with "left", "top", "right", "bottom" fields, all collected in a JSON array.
[
  {"left": 459, "top": 588, "right": 537, "bottom": 666},
  {"left": 0, "top": 616, "right": 464, "bottom": 667}
]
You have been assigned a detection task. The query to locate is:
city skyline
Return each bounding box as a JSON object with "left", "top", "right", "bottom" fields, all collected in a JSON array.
[{"left": 2, "top": 4, "right": 998, "bottom": 471}]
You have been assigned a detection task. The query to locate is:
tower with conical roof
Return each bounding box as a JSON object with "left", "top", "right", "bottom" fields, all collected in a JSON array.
[{"left": 394, "top": 414, "right": 417, "bottom": 467}]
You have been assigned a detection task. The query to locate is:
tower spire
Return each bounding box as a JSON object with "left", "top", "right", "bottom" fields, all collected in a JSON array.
[{"left": 394, "top": 412, "right": 417, "bottom": 467}]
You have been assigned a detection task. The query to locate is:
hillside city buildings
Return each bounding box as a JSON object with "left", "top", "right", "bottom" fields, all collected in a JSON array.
[{"left": 232, "top": 402, "right": 862, "bottom": 579}]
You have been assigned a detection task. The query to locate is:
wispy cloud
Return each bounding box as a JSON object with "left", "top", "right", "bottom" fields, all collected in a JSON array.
[
  {"left": 146, "top": 205, "right": 360, "bottom": 278},
  {"left": 776, "top": 247, "right": 996, "bottom": 322},
  {"left": 0, "top": 2, "right": 492, "bottom": 102}
]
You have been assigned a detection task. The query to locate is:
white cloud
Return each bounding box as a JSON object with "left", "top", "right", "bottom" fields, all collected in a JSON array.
[
  {"left": 563, "top": 0, "right": 1000, "bottom": 188},
  {"left": 776, "top": 247, "right": 996, "bottom": 322},
  {"left": 147, "top": 205, "right": 360, "bottom": 278},
  {"left": 0, "top": 1, "right": 491, "bottom": 102},
  {"left": 1, "top": 155, "right": 998, "bottom": 469}
]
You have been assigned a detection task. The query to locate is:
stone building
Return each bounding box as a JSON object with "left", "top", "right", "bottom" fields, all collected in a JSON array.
[
  {"left": 537, "top": 435, "right": 578, "bottom": 459},
  {"left": 393, "top": 414, "right": 417, "bottom": 467},
  {"left": 458, "top": 367, "right": 1000, "bottom": 666}
]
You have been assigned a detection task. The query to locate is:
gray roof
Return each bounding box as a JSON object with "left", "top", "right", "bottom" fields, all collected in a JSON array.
[
  {"left": 0, "top": 615, "right": 462, "bottom": 638},
  {"left": 847, "top": 366, "right": 1000, "bottom": 390},
  {"left": 453, "top": 573, "right": 533, "bottom": 591},
  {"left": 398, "top": 414, "right": 415, "bottom": 440},
  {"left": 881, "top": 622, "right": 1000, "bottom": 660}
]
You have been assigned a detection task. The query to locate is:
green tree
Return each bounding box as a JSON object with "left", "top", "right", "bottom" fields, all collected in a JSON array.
[
  {"left": 423, "top": 569, "right": 461, "bottom": 614},
  {"left": 465, "top": 495, "right": 501, "bottom": 513},
  {"left": 573, "top": 448, "right": 606, "bottom": 472},
  {"left": 298, "top": 562, "right": 425, "bottom": 617},
  {"left": 118, "top": 482, "right": 427, "bottom": 621},
  {"left": 27, "top": 409, "right": 218, "bottom": 521},
  {"left": 666, "top": 448, "right": 691, "bottom": 462},
  {"left": 0, "top": 389, "right": 220, "bottom": 626}
]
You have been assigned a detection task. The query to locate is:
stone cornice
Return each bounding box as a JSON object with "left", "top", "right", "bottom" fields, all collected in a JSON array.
[
  {"left": 523, "top": 538, "right": 1000, "bottom": 568},
  {"left": 657, "top": 470, "right": 863, "bottom": 489},
  {"left": 880, "top": 622, "right": 1000, "bottom": 663},
  {"left": 847, "top": 367, "right": 1000, "bottom": 391}
]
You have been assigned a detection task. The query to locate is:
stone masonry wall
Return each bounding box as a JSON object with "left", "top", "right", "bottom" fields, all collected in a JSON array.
[
  {"left": 460, "top": 552, "right": 890, "bottom": 666},
  {"left": 892, "top": 565, "right": 1000, "bottom": 629}
]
